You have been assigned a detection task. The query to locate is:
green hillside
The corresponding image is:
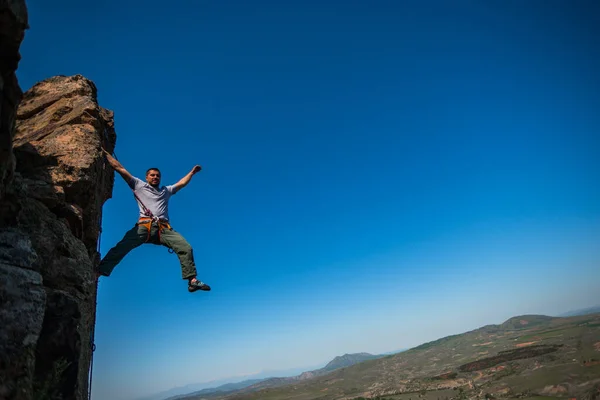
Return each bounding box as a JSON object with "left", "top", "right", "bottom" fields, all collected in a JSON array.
[{"left": 188, "top": 313, "right": 600, "bottom": 400}]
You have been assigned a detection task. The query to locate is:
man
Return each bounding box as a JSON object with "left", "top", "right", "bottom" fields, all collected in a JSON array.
[{"left": 97, "top": 149, "right": 211, "bottom": 293}]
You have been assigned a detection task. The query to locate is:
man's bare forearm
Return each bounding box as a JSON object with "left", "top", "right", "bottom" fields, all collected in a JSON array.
[
  {"left": 174, "top": 171, "right": 194, "bottom": 190},
  {"left": 104, "top": 151, "right": 123, "bottom": 171},
  {"left": 174, "top": 165, "right": 201, "bottom": 191}
]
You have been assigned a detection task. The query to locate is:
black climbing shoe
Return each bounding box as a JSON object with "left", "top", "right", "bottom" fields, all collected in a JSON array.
[{"left": 188, "top": 280, "right": 211, "bottom": 292}]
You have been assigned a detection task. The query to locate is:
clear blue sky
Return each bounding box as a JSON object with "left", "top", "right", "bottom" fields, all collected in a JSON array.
[{"left": 17, "top": 1, "right": 600, "bottom": 399}]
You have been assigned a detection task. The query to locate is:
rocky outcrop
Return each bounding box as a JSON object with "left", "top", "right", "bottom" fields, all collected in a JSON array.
[
  {"left": 0, "top": 4, "right": 116, "bottom": 396},
  {"left": 14, "top": 75, "right": 116, "bottom": 256},
  {"left": 0, "top": 0, "right": 28, "bottom": 200}
]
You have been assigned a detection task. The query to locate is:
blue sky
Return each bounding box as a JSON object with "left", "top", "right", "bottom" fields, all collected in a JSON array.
[{"left": 17, "top": 1, "right": 600, "bottom": 399}]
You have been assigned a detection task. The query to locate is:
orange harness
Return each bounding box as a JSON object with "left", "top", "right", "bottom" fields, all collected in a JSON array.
[{"left": 137, "top": 217, "right": 172, "bottom": 243}]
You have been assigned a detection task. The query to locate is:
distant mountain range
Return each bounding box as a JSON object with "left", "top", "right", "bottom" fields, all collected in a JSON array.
[
  {"left": 164, "top": 379, "right": 265, "bottom": 400},
  {"left": 139, "top": 352, "right": 386, "bottom": 400},
  {"left": 321, "top": 352, "right": 382, "bottom": 372},
  {"left": 181, "top": 311, "right": 600, "bottom": 400},
  {"left": 136, "top": 365, "right": 320, "bottom": 400},
  {"left": 143, "top": 305, "right": 600, "bottom": 400},
  {"left": 167, "top": 352, "right": 385, "bottom": 400},
  {"left": 558, "top": 305, "right": 600, "bottom": 317}
]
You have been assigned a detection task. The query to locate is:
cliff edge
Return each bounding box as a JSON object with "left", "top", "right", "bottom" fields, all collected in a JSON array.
[{"left": 0, "top": 1, "right": 116, "bottom": 399}]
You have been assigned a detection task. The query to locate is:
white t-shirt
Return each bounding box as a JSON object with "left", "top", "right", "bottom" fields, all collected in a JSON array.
[{"left": 128, "top": 176, "right": 177, "bottom": 221}]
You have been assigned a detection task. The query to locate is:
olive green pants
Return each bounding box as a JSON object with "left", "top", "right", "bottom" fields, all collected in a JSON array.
[{"left": 98, "top": 221, "right": 197, "bottom": 279}]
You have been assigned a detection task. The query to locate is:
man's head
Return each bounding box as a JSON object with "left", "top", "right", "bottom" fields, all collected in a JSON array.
[{"left": 146, "top": 168, "right": 161, "bottom": 187}]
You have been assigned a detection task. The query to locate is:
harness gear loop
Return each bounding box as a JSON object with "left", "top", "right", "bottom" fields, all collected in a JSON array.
[{"left": 136, "top": 217, "right": 172, "bottom": 243}]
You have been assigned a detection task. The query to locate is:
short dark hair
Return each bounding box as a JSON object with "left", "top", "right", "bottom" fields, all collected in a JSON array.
[{"left": 146, "top": 168, "right": 161, "bottom": 176}]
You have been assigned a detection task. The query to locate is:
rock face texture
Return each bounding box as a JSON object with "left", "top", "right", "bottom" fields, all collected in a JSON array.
[
  {"left": 0, "top": 0, "right": 29, "bottom": 200},
  {"left": 0, "top": 4, "right": 116, "bottom": 398}
]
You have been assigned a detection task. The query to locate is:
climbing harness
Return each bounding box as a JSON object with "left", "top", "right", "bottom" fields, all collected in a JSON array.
[
  {"left": 131, "top": 186, "right": 170, "bottom": 241},
  {"left": 136, "top": 217, "right": 173, "bottom": 243},
  {"left": 130, "top": 182, "right": 175, "bottom": 252}
]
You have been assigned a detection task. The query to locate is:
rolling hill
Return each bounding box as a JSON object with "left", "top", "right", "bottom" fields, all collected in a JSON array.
[
  {"left": 181, "top": 313, "right": 600, "bottom": 400},
  {"left": 175, "top": 352, "right": 384, "bottom": 399},
  {"left": 321, "top": 353, "right": 384, "bottom": 372}
]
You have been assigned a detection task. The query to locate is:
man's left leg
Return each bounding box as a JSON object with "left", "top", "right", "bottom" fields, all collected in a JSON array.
[{"left": 159, "top": 227, "right": 211, "bottom": 292}]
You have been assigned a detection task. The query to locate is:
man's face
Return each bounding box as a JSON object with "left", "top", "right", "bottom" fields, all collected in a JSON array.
[{"left": 146, "top": 169, "right": 161, "bottom": 187}]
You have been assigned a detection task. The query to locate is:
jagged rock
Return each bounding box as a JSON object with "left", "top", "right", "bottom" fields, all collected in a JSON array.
[
  {"left": 14, "top": 74, "right": 116, "bottom": 253},
  {"left": 35, "top": 288, "right": 87, "bottom": 400},
  {"left": 0, "top": 227, "right": 38, "bottom": 269},
  {"left": 15, "top": 195, "right": 93, "bottom": 289},
  {"left": 0, "top": 11, "right": 116, "bottom": 397},
  {"left": 3, "top": 74, "right": 115, "bottom": 399},
  {"left": 20, "top": 176, "right": 66, "bottom": 209},
  {"left": 0, "top": 0, "right": 29, "bottom": 200},
  {"left": 0, "top": 229, "right": 44, "bottom": 400}
]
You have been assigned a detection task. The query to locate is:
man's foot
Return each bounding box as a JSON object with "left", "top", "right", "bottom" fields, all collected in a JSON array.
[{"left": 188, "top": 278, "right": 211, "bottom": 292}]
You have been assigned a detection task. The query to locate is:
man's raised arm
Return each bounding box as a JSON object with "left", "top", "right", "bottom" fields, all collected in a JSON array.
[
  {"left": 173, "top": 165, "right": 202, "bottom": 192},
  {"left": 102, "top": 148, "right": 134, "bottom": 185}
]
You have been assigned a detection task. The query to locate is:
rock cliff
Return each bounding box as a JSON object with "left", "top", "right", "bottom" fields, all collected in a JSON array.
[
  {"left": 0, "top": 2, "right": 116, "bottom": 399},
  {"left": 0, "top": 0, "right": 28, "bottom": 198}
]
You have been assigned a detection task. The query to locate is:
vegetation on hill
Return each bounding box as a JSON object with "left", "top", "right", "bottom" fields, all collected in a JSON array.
[{"left": 179, "top": 313, "right": 600, "bottom": 400}]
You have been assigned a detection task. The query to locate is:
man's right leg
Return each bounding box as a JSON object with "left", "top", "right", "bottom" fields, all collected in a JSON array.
[{"left": 97, "top": 224, "right": 148, "bottom": 277}]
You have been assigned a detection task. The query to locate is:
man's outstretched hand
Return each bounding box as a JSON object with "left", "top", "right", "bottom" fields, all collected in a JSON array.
[
  {"left": 101, "top": 147, "right": 115, "bottom": 162},
  {"left": 174, "top": 165, "right": 202, "bottom": 191}
]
